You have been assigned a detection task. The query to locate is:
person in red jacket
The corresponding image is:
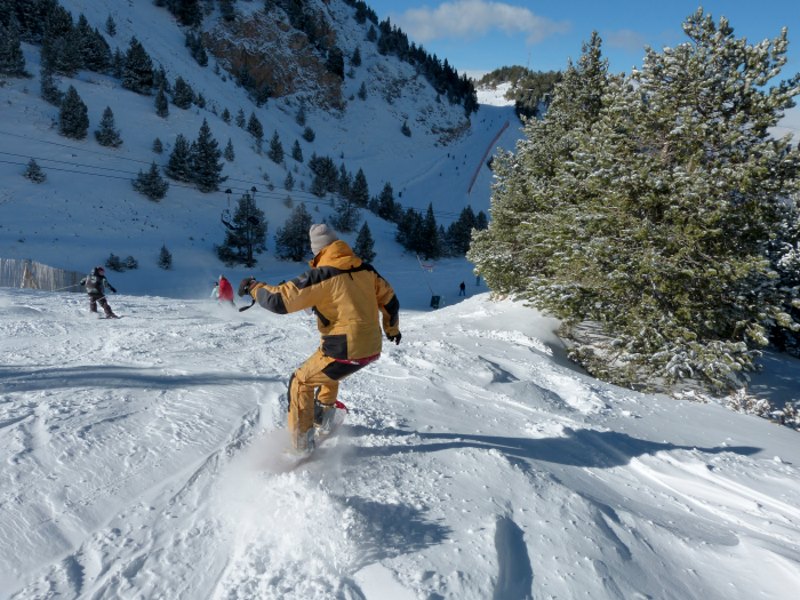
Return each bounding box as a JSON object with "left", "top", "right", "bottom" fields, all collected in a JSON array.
[{"left": 215, "top": 275, "right": 235, "bottom": 307}]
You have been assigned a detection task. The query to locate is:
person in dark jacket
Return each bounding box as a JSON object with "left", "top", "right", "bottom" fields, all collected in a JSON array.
[
  {"left": 239, "top": 224, "right": 401, "bottom": 453},
  {"left": 80, "top": 266, "right": 118, "bottom": 318}
]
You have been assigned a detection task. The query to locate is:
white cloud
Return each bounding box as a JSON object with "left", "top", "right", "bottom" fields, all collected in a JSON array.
[
  {"left": 602, "top": 28, "right": 648, "bottom": 53},
  {"left": 394, "top": 0, "right": 570, "bottom": 44}
]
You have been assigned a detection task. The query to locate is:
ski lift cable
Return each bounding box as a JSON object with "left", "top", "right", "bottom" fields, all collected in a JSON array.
[{"left": 0, "top": 135, "right": 471, "bottom": 221}]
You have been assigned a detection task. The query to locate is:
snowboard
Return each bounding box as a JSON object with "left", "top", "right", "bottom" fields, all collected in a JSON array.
[
  {"left": 313, "top": 399, "right": 348, "bottom": 441},
  {"left": 272, "top": 400, "right": 349, "bottom": 472}
]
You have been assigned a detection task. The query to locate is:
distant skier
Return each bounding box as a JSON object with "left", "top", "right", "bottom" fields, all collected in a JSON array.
[
  {"left": 213, "top": 275, "right": 235, "bottom": 307},
  {"left": 238, "top": 224, "right": 401, "bottom": 454},
  {"left": 80, "top": 266, "right": 118, "bottom": 319},
  {"left": 459, "top": 281, "right": 466, "bottom": 296}
]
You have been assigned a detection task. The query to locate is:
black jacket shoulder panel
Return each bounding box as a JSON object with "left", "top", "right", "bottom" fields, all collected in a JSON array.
[{"left": 255, "top": 287, "right": 288, "bottom": 314}]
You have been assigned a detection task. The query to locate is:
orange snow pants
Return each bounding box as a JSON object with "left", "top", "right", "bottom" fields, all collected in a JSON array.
[{"left": 287, "top": 348, "right": 374, "bottom": 438}]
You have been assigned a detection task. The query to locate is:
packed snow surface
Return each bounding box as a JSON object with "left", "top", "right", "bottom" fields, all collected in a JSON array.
[{"left": 1, "top": 286, "right": 799, "bottom": 599}]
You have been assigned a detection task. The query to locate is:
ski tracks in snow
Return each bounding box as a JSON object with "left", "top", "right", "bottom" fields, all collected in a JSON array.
[
  {"left": 1, "top": 293, "right": 282, "bottom": 598},
  {"left": 3, "top": 291, "right": 800, "bottom": 599}
]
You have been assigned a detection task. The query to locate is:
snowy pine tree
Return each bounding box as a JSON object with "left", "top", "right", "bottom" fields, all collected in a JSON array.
[
  {"left": 191, "top": 119, "right": 226, "bottom": 193},
  {"left": 375, "top": 182, "right": 398, "bottom": 221},
  {"left": 224, "top": 138, "right": 235, "bottom": 162},
  {"left": 445, "top": 205, "right": 477, "bottom": 256},
  {"left": 23, "top": 159, "right": 46, "bottom": 183},
  {"left": 165, "top": 134, "right": 193, "bottom": 183},
  {"left": 172, "top": 76, "right": 194, "bottom": 109},
  {"left": 132, "top": 162, "right": 169, "bottom": 201},
  {"left": 417, "top": 204, "right": 441, "bottom": 260},
  {"left": 291, "top": 140, "right": 303, "bottom": 163},
  {"left": 158, "top": 245, "right": 172, "bottom": 269},
  {"left": 74, "top": 14, "right": 110, "bottom": 74},
  {"left": 351, "top": 168, "right": 369, "bottom": 207},
  {"left": 94, "top": 106, "right": 122, "bottom": 147},
  {"left": 58, "top": 85, "right": 89, "bottom": 140},
  {"left": 268, "top": 131, "right": 284, "bottom": 164},
  {"left": 330, "top": 195, "right": 360, "bottom": 233},
  {"left": 274, "top": 203, "right": 312, "bottom": 261},
  {"left": 216, "top": 193, "right": 267, "bottom": 267},
  {"left": 40, "top": 63, "right": 63, "bottom": 105},
  {"left": 247, "top": 112, "right": 264, "bottom": 151},
  {"left": 0, "top": 22, "right": 27, "bottom": 76},
  {"left": 122, "top": 37, "right": 154, "bottom": 95},
  {"left": 354, "top": 221, "right": 376, "bottom": 262},
  {"left": 469, "top": 15, "right": 800, "bottom": 392}
]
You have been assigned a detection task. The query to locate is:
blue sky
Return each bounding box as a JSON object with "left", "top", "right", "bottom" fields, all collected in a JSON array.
[{"left": 365, "top": 0, "right": 800, "bottom": 79}]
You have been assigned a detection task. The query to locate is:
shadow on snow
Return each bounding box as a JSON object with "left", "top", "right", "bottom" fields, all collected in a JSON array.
[{"left": 343, "top": 425, "right": 760, "bottom": 469}]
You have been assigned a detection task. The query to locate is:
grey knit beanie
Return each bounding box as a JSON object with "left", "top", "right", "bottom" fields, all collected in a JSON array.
[{"left": 309, "top": 223, "right": 338, "bottom": 255}]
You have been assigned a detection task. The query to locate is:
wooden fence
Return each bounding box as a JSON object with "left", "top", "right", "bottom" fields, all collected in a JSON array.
[{"left": 0, "top": 258, "right": 83, "bottom": 292}]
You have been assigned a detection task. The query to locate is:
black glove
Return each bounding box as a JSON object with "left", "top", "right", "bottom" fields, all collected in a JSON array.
[
  {"left": 238, "top": 276, "right": 256, "bottom": 297},
  {"left": 387, "top": 332, "right": 402, "bottom": 345},
  {"left": 110, "top": 287, "right": 117, "bottom": 294}
]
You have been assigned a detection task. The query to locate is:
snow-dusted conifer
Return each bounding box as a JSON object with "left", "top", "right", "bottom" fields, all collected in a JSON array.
[
  {"left": 191, "top": 119, "right": 226, "bottom": 192},
  {"left": 469, "top": 14, "right": 800, "bottom": 392},
  {"left": 330, "top": 195, "right": 360, "bottom": 234},
  {"left": 58, "top": 85, "right": 89, "bottom": 139},
  {"left": 247, "top": 112, "right": 264, "bottom": 150},
  {"left": 0, "top": 22, "right": 27, "bottom": 76},
  {"left": 418, "top": 203, "right": 440, "bottom": 260},
  {"left": 224, "top": 138, "right": 235, "bottom": 162},
  {"left": 172, "top": 76, "right": 194, "bottom": 109},
  {"left": 165, "top": 134, "right": 193, "bottom": 182},
  {"left": 94, "top": 106, "right": 122, "bottom": 147},
  {"left": 122, "top": 37, "right": 154, "bottom": 94},
  {"left": 291, "top": 140, "right": 303, "bottom": 163},
  {"left": 274, "top": 203, "right": 312, "bottom": 261},
  {"left": 39, "top": 63, "right": 62, "bottom": 106},
  {"left": 23, "top": 159, "right": 46, "bottom": 183},
  {"left": 133, "top": 162, "right": 169, "bottom": 201},
  {"left": 216, "top": 193, "right": 267, "bottom": 267},
  {"left": 354, "top": 222, "right": 376, "bottom": 262},
  {"left": 351, "top": 168, "right": 369, "bottom": 207},
  {"left": 158, "top": 245, "right": 172, "bottom": 269},
  {"left": 268, "top": 131, "right": 284, "bottom": 164}
]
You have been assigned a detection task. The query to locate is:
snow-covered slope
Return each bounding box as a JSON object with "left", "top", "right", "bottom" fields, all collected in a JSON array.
[
  {"left": 3, "top": 4, "right": 800, "bottom": 598},
  {"left": 1, "top": 287, "right": 798, "bottom": 599},
  {"left": 0, "top": 0, "right": 524, "bottom": 300}
]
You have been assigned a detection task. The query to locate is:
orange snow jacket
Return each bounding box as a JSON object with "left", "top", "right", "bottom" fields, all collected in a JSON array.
[{"left": 248, "top": 240, "right": 400, "bottom": 360}]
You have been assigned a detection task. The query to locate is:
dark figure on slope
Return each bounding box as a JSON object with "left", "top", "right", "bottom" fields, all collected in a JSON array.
[
  {"left": 80, "top": 266, "right": 118, "bottom": 318},
  {"left": 239, "top": 224, "right": 401, "bottom": 454},
  {"left": 459, "top": 281, "right": 466, "bottom": 296}
]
